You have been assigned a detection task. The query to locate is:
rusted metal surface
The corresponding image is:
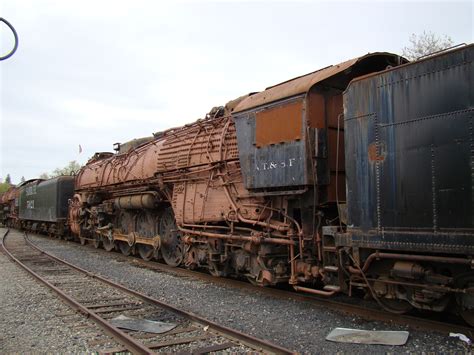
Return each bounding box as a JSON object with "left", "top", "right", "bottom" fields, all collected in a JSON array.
[
  {"left": 114, "top": 136, "right": 154, "bottom": 154},
  {"left": 327, "top": 127, "right": 346, "bottom": 202},
  {"left": 75, "top": 139, "right": 162, "bottom": 189},
  {"left": 293, "top": 285, "right": 340, "bottom": 297},
  {"left": 114, "top": 192, "right": 159, "bottom": 209},
  {"left": 233, "top": 52, "right": 406, "bottom": 113},
  {"left": 171, "top": 161, "right": 266, "bottom": 224},
  {"left": 347, "top": 251, "right": 472, "bottom": 275},
  {"left": 234, "top": 96, "right": 308, "bottom": 190},
  {"left": 0, "top": 185, "right": 20, "bottom": 227},
  {"left": 233, "top": 53, "right": 404, "bottom": 193},
  {"left": 255, "top": 99, "right": 303, "bottom": 147},
  {"left": 367, "top": 142, "right": 386, "bottom": 162},
  {"left": 306, "top": 91, "right": 326, "bottom": 128}
]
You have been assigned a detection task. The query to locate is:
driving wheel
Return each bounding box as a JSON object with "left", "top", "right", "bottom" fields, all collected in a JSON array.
[{"left": 159, "top": 208, "right": 183, "bottom": 267}]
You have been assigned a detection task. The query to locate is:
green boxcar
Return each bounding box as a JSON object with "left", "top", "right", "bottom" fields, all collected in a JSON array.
[{"left": 19, "top": 176, "right": 75, "bottom": 222}]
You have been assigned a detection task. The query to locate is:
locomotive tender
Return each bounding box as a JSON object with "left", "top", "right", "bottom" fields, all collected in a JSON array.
[
  {"left": 18, "top": 177, "right": 74, "bottom": 235},
  {"left": 2, "top": 44, "right": 473, "bottom": 325}
]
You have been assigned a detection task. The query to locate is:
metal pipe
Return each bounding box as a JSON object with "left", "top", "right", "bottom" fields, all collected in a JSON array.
[
  {"left": 364, "top": 277, "right": 473, "bottom": 294},
  {"left": 348, "top": 251, "right": 472, "bottom": 274},
  {"left": 289, "top": 243, "right": 297, "bottom": 284},
  {"left": 177, "top": 225, "right": 295, "bottom": 246},
  {"left": 293, "top": 285, "right": 339, "bottom": 297},
  {"left": 242, "top": 203, "right": 302, "bottom": 235},
  {"left": 181, "top": 222, "right": 256, "bottom": 234}
]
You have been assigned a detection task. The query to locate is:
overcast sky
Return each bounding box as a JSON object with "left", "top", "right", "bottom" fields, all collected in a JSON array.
[{"left": 0, "top": 0, "right": 472, "bottom": 183}]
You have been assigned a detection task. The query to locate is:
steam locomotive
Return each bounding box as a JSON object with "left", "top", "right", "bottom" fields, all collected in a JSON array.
[{"left": 2, "top": 44, "right": 473, "bottom": 325}]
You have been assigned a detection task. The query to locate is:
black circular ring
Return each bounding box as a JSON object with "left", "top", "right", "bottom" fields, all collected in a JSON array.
[{"left": 0, "top": 17, "right": 19, "bottom": 61}]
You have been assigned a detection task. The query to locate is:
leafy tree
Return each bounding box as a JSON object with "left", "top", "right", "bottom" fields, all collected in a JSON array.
[
  {"left": 0, "top": 177, "right": 13, "bottom": 193},
  {"left": 51, "top": 160, "right": 82, "bottom": 177},
  {"left": 38, "top": 161, "right": 82, "bottom": 180},
  {"left": 0, "top": 181, "right": 10, "bottom": 193},
  {"left": 402, "top": 31, "right": 454, "bottom": 61}
]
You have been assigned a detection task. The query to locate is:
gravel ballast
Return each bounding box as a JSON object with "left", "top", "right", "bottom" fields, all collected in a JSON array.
[
  {"left": 0, "top": 229, "right": 118, "bottom": 353},
  {"left": 24, "top": 231, "right": 473, "bottom": 354}
]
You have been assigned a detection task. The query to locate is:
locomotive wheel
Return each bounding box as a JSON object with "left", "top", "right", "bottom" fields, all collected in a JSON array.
[
  {"left": 117, "top": 211, "right": 134, "bottom": 256},
  {"left": 372, "top": 277, "right": 413, "bottom": 314},
  {"left": 138, "top": 245, "right": 154, "bottom": 261},
  {"left": 159, "top": 208, "right": 183, "bottom": 267},
  {"left": 246, "top": 275, "right": 260, "bottom": 286},
  {"left": 92, "top": 234, "right": 101, "bottom": 249},
  {"left": 118, "top": 241, "right": 132, "bottom": 256},
  {"left": 378, "top": 297, "right": 413, "bottom": 313},
  {"left": 456, "top": 274, "right": 474, "bottom": 326},
  {"left": 136, "top": 212, "right": 157, "bottom": 261},
  {"left": 208, "top": 261, "right": 227, "bottom": 277},
  {"left": 103, "top": 237, "right": 115, "bottom": 252},
  {"left": 246, "top": 272, "right": 270, "bottom": 286},
  {"left": 207, "top": 239, "right": 227, "bottom": 277}
]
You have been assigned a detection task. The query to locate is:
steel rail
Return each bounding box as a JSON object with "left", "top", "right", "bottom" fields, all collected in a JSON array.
[
  {"left": 142, "top": 261, "right": 474, "bottom": 336},
  {"left": 21, "top": 231, "right": 295, "bottom": 355},
  {"left": 1, "top": 229, "right": 155, "bottom": 355},
  {"left": 24, "top": 230, "right": 474, "bottom": 340},
  {"left": 60, "top": 235, "right": 474, "bottom": 337}
]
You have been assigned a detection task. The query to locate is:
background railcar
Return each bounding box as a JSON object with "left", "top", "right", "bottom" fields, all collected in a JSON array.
[
  {"left": 18, "top": 177, "right": 75, "bottom": 236},
  {"left": 1, "top": 186, "right": 19, "bottom": 228}
]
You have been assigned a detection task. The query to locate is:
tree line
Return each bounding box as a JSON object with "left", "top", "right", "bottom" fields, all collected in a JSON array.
[
  {"left": 38, "top": 160, "right": 83, "bottom": 180},
  {"left": 0, "top": 160, "right": 82, "bottom": 193}
]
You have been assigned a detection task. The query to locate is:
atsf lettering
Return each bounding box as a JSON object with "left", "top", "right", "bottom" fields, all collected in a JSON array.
[{"left": 255, "top": 158, "right": 297, "bottom": 171}]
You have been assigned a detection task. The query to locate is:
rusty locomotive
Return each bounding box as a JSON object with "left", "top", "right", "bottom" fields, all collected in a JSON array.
[
  {"left": 2, "top": 44, "right": 473, "bottom": 325},
  {"left": 0, "top": 185, "right": 19, "bottom": 227}
]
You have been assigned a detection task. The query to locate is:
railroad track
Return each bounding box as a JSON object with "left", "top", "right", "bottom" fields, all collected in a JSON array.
[
  {"left": 1, "top": 229, "right": 294, "bottom": 354},
  {"left": 131, "top": 257, "right": 474, "bottom": 337},
  {"left": 27, "top": 230, "right": 474, "bottom": 339}
]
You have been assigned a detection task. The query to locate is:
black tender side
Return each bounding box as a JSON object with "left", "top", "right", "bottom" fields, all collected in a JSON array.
[
  {"left": 19, "top": 176, "right": 75, "bottom": 222},
  {"left": 341, "top": 45, "right": 473, "bottom": 254}
]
